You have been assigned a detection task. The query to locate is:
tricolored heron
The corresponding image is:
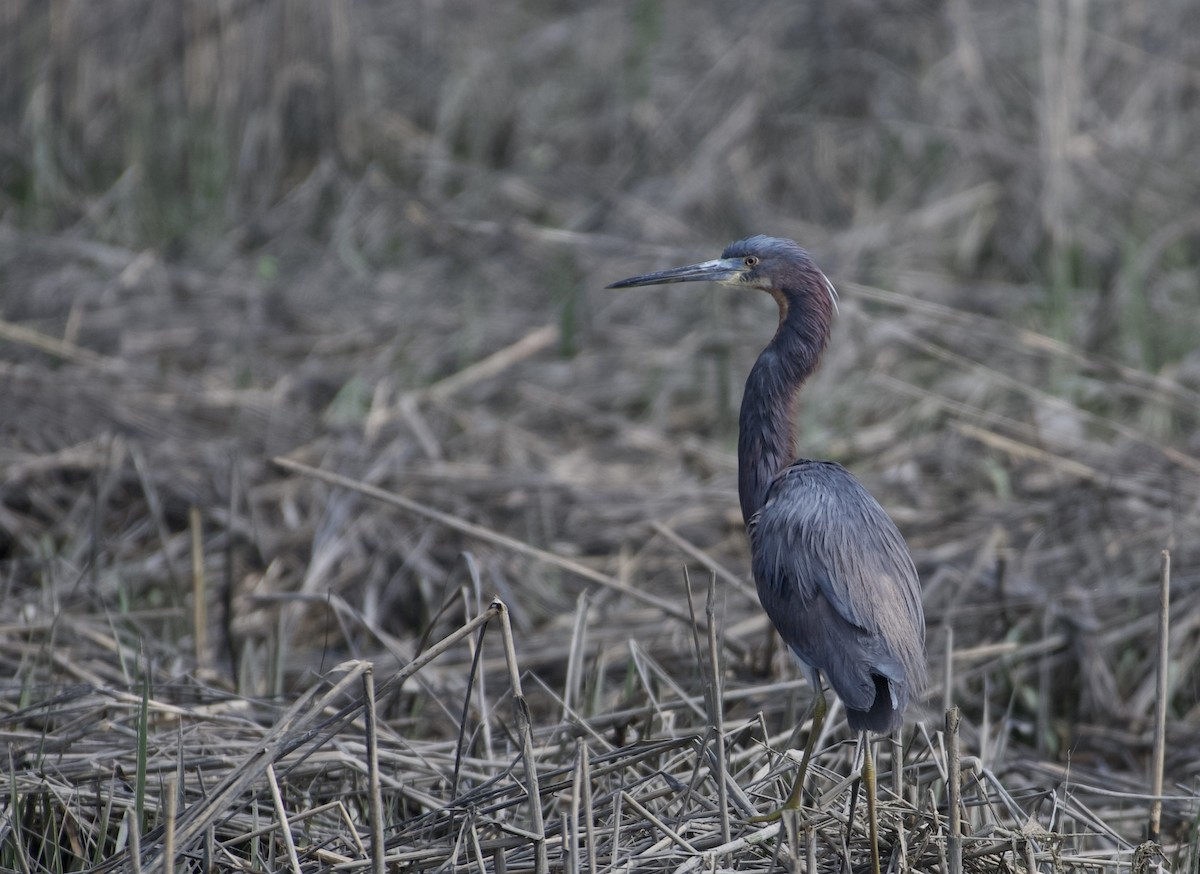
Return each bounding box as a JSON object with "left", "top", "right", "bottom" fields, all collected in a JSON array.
[{"left": 608, "top": 236, "right": 927, "bottom": 873}]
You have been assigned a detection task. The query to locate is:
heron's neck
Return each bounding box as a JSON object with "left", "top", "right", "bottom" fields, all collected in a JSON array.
[{"left": 737, "top": 292, "right": 831, "bottom": 524}]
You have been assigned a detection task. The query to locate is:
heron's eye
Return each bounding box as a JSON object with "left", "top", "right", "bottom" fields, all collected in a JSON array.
[{"left": 744, "top": 256, "right": 759, "bottom": 268}]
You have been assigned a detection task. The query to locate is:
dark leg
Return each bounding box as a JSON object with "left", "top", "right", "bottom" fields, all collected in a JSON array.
[
  {"left": 863, "top": 731, "right": 881, "bottom": 874},
  {"left": 750, "top": 687, "right": 827, "bottom": 821}
]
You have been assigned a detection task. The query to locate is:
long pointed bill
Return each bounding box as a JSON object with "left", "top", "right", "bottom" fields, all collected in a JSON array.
[{"left": 606, "top": 257, "right": 744, "bottom": 289}]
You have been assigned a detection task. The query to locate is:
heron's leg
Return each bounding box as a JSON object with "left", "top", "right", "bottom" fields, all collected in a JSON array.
[
  {"left": 782, "top": 687, "right": 826, "bottom": 809},
  {"left": 749, "top": 687, "right": 826, "bottom": 822},
  {"left": 863, "top": 731, "right": 881, "bottom": 874}
]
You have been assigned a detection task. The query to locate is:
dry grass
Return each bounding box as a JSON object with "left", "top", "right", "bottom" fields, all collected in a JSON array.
[{"left": 2, "top": 0, "right": 1200, "bottom": 870}]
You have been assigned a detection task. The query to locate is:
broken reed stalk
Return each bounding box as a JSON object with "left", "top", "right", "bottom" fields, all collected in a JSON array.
[
  {"left": 164, "top": 776, "right": 177, "bottom": 874},
  {"left": 893, "top": 731, "right": 908, "bottom": 869},
  {"left": 568, "top": 747, "right": 582, "bottom": 874},
  {"left": 929, "top": 788, "right": 948, "bottom": 874},
  {"left": 128, "top": 809, "right": 141, "bottom": 874},
  {"left": 135, "top": 664, "right": 149, "bottom": 835},
  {"left": 363, "top": 666, "right": 385, "bottom": 874},
  {"left": 265, "top": 764, "right": 302, "bottom": 874},
  {"left": 1149, "top": 549, "right": 1170, "bottom": 843},
  {"left": 338, "top": 802, "right": 368, "bottom": 858},
  {"left": 580, "top": 742, "right": 597, "bottom": 874},
  {"left": 564, "top": 592, "right": 590, "bottom": 724},
  {"left": 706, "top": 574, "right": 731, "bottom": 847},
  {"left": 893, "top": 732, "right": 904, "bottom": 801},
  {"left": 451, "top": 616, "right": 488, "bottom": 804},
  {"left": 190, "top": 506, "right": 206, "bottom": 667},
  {"left": 497, "top": 598, "right": 549, "bottom": 874},
  {"left": 620, "top": 790, "right": 699, "bottom": 854},
  {"left": 946, "top": 707, "right": 963, "bottom": 874}
]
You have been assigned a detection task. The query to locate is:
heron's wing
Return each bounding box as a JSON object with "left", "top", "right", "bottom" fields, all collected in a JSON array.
[{"left": 748, "top": 460, "right": 926, "bottom": 716}]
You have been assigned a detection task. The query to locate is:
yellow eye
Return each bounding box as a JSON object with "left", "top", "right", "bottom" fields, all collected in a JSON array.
[{"left": 744, "top": 256, "right": 759, "bottom": 268}]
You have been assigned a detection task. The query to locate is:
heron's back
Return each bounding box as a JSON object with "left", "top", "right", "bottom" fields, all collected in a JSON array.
[{"left": 748, "top": 460, "right": 927, "bottom": 733}]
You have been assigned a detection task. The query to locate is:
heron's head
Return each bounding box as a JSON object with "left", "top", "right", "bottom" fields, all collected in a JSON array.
[{"left": 606, "top": 235, "right": 837, "bottom": 314}]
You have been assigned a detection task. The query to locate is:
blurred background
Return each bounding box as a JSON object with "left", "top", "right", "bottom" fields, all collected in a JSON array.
[{"left": 2, "top": 0, "right": 1200, "bottom": 814}]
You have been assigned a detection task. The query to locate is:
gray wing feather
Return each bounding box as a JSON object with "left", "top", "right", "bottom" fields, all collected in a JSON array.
[{"left": 749, "top": 461, "right": 927, "bottom": 721}]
